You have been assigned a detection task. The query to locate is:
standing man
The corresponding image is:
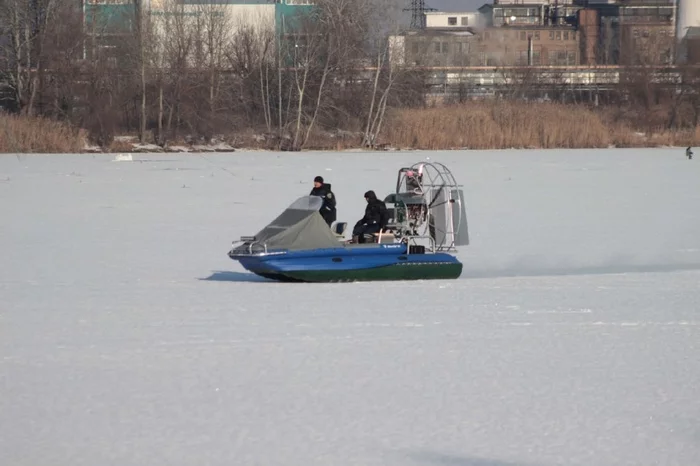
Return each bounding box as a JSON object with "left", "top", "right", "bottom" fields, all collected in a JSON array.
[
  {"left": 687, "top": 147, "right": 694, "bottom": 160},
  {"left": 310, "top": 176, "right": 337, "bottom": 226}
]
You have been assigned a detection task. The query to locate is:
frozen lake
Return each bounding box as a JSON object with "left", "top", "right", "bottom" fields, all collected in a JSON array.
[{"left": 1, "top": 149, "right": 700, "bottom": 466}]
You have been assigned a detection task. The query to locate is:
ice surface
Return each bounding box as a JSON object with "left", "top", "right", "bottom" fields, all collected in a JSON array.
[{"left": 1, "top": 149, "right": 700, "bottom": 466}]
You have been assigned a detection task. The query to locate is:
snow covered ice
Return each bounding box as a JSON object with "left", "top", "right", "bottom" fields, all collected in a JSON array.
[{"left": 1, "top": 149, "right": 700, "bottom": 466}]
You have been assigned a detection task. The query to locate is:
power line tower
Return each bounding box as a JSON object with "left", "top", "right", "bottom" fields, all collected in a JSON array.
[{"left": 404, "top": 0, "right": 436, "bottom": 29}]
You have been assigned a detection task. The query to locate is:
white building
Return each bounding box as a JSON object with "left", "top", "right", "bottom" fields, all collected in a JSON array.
[
  {"left": 425, "top": 12, "right": 480, "bottom": 29},
  {"left": 491, "top": 0, "right": 574, "bottom": 3}
]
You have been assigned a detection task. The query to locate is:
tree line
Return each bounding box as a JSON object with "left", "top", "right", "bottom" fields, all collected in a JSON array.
[
  {"left": 0, "top": 0, "right": 424, "bottom": 149},
  {"left": 1, "top": 0, "right": 699, "bottom": 151}
]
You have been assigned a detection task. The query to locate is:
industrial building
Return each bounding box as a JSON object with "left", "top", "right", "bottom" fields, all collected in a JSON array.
[
  {"left": 392, "top": 0, "right": 700, "bottom": 68},
  {"left": 676, "top": 0, "right": 700, "bottom": 63},
  {"left": 387, "top": 0, "right": 700, "bottom": 103}
]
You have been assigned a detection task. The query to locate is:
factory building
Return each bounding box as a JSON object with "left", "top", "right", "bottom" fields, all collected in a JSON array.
[
  {"left": 392, "top": 0, "right": 684, "bottom": 68},
  {"left": 676, "top": 0, "right": 700, "bottom": 63}
]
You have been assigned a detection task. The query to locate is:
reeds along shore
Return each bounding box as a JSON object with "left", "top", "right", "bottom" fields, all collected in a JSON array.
[
  {"left": 0, "top": 113, "right": 85, "bottom": 153},
  {"left": 2, "top": 103, "right": 700, "bottom": 153},
  {"left": 384, "top": 102, "right": 700, "bottom": 150}
]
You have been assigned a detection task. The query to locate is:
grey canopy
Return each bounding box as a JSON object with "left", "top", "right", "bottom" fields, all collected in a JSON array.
[{"left": 234, "top": 196, "right": 341, "bottom": 253}]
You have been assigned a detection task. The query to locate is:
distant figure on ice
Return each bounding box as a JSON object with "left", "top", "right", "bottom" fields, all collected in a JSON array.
[
  {"left": 352, "top": 190, "right": 389, "bottom": 243},
  {"left": 310, "top": 176, "right": 336, "bottom": 226},
  {"left": 687, "top": 147, "right": 694, "bottom": 160}
]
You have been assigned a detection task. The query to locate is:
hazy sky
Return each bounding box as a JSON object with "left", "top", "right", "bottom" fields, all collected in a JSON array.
[{"left": 428, "top": 0, "right": 486, "bottom": 12}]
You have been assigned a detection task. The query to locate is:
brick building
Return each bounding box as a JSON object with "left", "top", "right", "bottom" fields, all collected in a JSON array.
[
  {"left": 477, "top": 25, "right": 579, "bottom": 66},
  {"left": 396, "top": 29, "right": 476, "bottom": 67}
]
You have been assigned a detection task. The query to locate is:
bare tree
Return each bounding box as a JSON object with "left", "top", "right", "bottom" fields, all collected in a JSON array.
[
  {"left": 281, "top": 9, "right": 325, "bottom": 150},
  {"left": 0, "top": 0, "right": 68, "bottom": 115},
  {"left": 159, "top": 1, "right": 196, "bottom": 142},
  {"left": 302, "top": 0, "right": 370, "bottom": 148},
  {"left": 227, "top": 9, "right": 276, "bottom": 133},
  {"left": 362, "top": 39, "right": 400, "bottom": 148},
  {"left": 361, "top": 0, "right": 415, "bottom": 148},
  {"left": 189, "top": 2, "right": 231, "bottom": 139},
  {"left": 130, "top": 0, "right": 148, "bottom": 141},
  {"left": 618, "top": 27, "right": 674, "bottom": 129}
]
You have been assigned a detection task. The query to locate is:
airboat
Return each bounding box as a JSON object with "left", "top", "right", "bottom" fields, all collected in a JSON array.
[{"left": 227, "top": 161, "right": 470, "bottom": 282}]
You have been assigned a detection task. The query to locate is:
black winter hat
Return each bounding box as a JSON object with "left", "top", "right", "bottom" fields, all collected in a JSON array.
[
  {"left": 314, "top": 176, "right": 324, "bottom": 183},
  {"left": 364, "top": 190, "right": 377, "bottom": 200}
]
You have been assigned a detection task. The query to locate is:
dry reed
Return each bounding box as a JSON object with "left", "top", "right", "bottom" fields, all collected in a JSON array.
[
  {"left": 383, "top": 102, "right": 615, "bottom": 150},
  {"left": 0, "top": 113, "right": 85, "bottom": 153}
]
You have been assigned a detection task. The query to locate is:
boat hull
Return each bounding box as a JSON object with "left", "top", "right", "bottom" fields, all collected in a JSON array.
[{"left": 229, "top": 244, "right": 463, "bottom": 283}]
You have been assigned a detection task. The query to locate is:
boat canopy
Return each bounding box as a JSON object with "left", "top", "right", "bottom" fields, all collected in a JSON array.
[{"left": 233, "top": 196, "right": 341, "bottom": 253}]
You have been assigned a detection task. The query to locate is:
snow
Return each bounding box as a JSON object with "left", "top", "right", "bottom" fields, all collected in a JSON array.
[{"left": 1, "top": 149, "right": 700, "bottom": 466}]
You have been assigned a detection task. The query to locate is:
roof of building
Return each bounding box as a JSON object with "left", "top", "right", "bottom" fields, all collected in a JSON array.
[
  {"left": 479, "top": 3, "right": 548, "bottom": 10},
  {"left": 425, "top": 11, "right": 478, "bottom": 15},
  {"left": 402, "top": 28, "right": 475, "bottom": 37}
]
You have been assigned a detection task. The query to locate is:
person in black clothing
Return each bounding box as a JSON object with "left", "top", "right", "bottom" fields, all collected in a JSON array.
[
  {"left": 687, "top": 146, "right": 694, "bottom": 160},
  {"left": 352, "top": 190, "right": 388, "bottom": 243},
  {"left": 310, "top": 176, "right": 336, "bottom": 226}
]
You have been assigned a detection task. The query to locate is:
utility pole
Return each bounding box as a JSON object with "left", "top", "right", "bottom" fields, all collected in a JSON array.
[{"left": 403, "top": 0, "right": 436, "bottom": 30}]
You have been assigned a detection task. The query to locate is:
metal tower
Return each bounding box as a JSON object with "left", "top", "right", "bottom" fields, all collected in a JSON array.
[{"left": 404, "top": 0, "right": 436, "bottom": 29}]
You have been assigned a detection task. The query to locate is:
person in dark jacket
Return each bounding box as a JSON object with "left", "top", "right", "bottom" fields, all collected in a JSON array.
[
  {"left": 352, "top": 190, "right": 388, "bottom": 243},
  {"left": 687, "top": 146, "right": 694, "bottom": 160},
  {"left": 310, "top": 176, "right": 336, "bottom": 226}
]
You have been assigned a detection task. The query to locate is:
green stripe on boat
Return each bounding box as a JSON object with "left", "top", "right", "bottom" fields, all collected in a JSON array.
[{"left": 274, "top": 262, "right": 463, "bottom": 283}]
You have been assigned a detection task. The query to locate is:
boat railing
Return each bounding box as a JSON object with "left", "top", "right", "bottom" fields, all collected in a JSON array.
[{"left": 230, "top": 236, "right": 271, "bottom": 256}]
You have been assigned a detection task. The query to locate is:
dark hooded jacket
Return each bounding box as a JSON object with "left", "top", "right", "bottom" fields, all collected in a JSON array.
[
  {"left": 361, "top": 190, "right": 388, "bottom": 228},
  {"left": 310, "top": 183, "right": 337, "bottom": 224}
]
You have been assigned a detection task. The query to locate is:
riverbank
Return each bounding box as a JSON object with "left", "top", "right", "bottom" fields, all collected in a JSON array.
[{"left": 2, "top": 103, "right": 699, "bottom": 154}]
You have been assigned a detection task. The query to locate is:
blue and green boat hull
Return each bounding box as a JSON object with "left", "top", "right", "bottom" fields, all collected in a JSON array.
[{"left": 229, "top": 243, "right": 462, "bottom": 283}]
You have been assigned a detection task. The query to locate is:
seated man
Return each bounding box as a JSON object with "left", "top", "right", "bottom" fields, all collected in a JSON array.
[{"left": 352, "top": 190, "right": 389, "bottom": 243}]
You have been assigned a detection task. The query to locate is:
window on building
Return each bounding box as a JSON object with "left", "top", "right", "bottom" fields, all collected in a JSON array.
[
  {"left": 435, "top": 42, "right": 441, "bottom": 53},
  {"left": 520, "top": 31, "right": 526, "bottom": 40},
  {"left": 533, "top": 50, "right": 541, "bottom": 65},
  {"left": 556, "top": 31, "right": 562, "bottom": 40},
  {"left": 534, "top": 31, "right": 540, "bottom": 40},
  {"left": 548, "top": 50, "right": 574, "bottom": 66},
  {"left": 442, "top": 42, "right": 449, "bottom": 53},
  {"left": 549, "top": 31, "right": 554, "bottom": 40},
  {"left": 518, "top": 50, "right": 529, "bottom": 65},
  {"left": 564, "top": 31, "right": 569, "bottom": 40},
  {"left": 448, "top": 17, "right": 457, "bottom": 26},
  {"left": 461, "top": 16, "right": 468, "bottom": 26}
]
